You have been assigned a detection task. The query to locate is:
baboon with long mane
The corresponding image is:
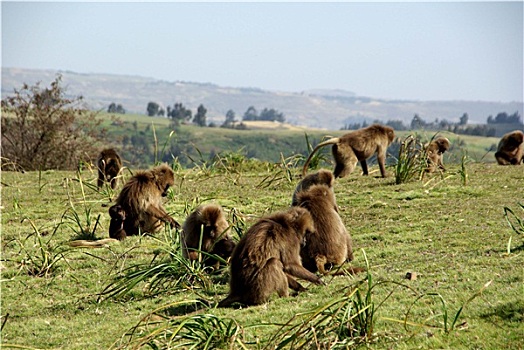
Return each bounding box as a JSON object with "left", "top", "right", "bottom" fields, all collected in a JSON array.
[
  {"left": 218, "top": 207, "right": 324, "bottom": 307},
  {"left": 295, "top": 184, "right": 356, "bottom": 274},
  {"left": 303, "top": 124, "right": 395, "bottom": 178},
  {"left": 495, "top": 130, "right": 524, "bottom": 165},
  {"left": 181, "top": 204, "right": 235, "bottom": 268},
  {"left": 425, "top": 136, "right": 450, "bottom": 173},
  {"left": 113, "top": 163, "right": 180, "bottom": 239},
  {"left": 97, "top": 148, "right": 122, "bottom": 189}
]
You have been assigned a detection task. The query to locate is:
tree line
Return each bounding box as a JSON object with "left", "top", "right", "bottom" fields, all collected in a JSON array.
[{"left": 342, "top": 111, "right": 522, "bottom": 137}]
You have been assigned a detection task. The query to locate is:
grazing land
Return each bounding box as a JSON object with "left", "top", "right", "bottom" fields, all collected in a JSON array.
[{"left": 1, "top": 152, "right": 523, "bottom": 349}]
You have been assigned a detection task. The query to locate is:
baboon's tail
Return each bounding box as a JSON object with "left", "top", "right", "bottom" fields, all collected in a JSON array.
[{"left": 302, "top": 138, "right": 340, "bottom": 176}]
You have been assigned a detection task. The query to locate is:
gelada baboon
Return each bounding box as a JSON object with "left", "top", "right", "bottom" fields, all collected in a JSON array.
[
  {"left": 181, "top": 204, "right": 235, "bottom": 267},
  {"left": 295, "top": 184, "right": 357, "bottom": 274},
  {"left": 291, "top": 169, "right": 335, "bottom": 207},
  {"left": 218, "top": 207, "right": 324, "bottom": 307},
  {"left": 108, "top": 204, "right": 127, "bottom": 240},
  {"left": 113, "top": 163, "right": 180, "bottom": 239},
  {"left": 495, "top": 130, "right": 524, "bottom": 165},
  {"left": 425, "top": 136, "right": 451, "bottom": 173},
  {"left": 303, "top": 124, "right": 395, "bottom": 178},
  {"left": 97, "top": 148, "right": 122, "bottom": 189}
]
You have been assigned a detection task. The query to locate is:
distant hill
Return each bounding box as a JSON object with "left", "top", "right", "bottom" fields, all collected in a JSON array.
[{"left": 2, "top": 67, "right": 522, "bottom": 130}]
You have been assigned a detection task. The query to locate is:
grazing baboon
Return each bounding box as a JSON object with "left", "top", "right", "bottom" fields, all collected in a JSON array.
[
  {"left": 181, "top": 204, "right": 235, "bottom": 267},
  {"left": 295, "top": 184, "right": 355, "bottom": 274},
  {"left": 97, "top": 148, "right": 122, "bottom": 189},
  {"left": 114, "top": 163, "right": 180, "bottom": 238},
  {"left": 108, "top": 204, "right": 127, "bottom": 240},
  {"left": 303, "top": 124, "right": 395, "bottom": 178},
  {"left": 425, "top": 137, "right": 451, "bottom": 173},
  {"left": 218, "top": 207, "right": 324, "bottom": 307},
  {"left": 291, "top": 169, "right": 335, "bottom": 207},
  {"left": 495, "top": 130, "right": 524, "bottom": 165}
]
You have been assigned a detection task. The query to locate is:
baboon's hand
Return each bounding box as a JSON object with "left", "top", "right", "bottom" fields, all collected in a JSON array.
[{"left": 316, "top": 277, "right": 326, "bottom": 286}]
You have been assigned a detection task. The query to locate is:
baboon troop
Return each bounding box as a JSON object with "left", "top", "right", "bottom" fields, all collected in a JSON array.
[
  {"left": 111, "top": 163, "right": 180, "bottom": 239},
  {"left": 218, "top": 207, "right": 324, "bottom": 307},
  {"left": 181, "top": 204, "right": 235, "bottom": 267},
  {"left": 92, "top": 121, "right": 521, "bottom": 309},
  {"left": 425, "top": 136, "right": 451, "bottom": 173},
  {"left": 294, "top": 184, "right": 354, "bottom": 274},
  {"left": 97, "top": 148, "right": 122, "bottom": 189},
  {"left": 495, "top": 130, "right": 524, "bottom": 165},
  {"left": 303, "top": 124, "right": 395, "bottom": 179}
]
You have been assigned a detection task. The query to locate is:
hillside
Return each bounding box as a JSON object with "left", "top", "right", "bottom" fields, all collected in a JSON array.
[{"left": 2, "top": 67, "right": 522, "bottom": 130}]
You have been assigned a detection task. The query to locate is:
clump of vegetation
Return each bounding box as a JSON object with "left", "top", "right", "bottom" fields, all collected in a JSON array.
[
  {"left": 1, "top": 75, "right": 105, "bottom": 171},
  {"left": 394, "top": 135, "right": 425, "bottom": 184}
]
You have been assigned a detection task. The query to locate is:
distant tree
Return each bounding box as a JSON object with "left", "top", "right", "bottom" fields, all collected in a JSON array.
[
  {"left": 384, "top": 119, "right": 406, "bottom": 131},
  {"left": 168, "top": 103, "right": 192, "bottom": 126},
  {"left": 459, "top": 113, "right": 468, "bottom": 125},
  {"left": 193, "top": 104, "right": 207, "bottom": 127},
  {"left": 221, "top": 109, "right": 237, "bottom": 128},
  {"left": 147, "top": 102, "right": 160, "bottom": 117},
  {"left": 410, "top": 114, "right": 425, "bottom": 129},
  {"left": 259, "top": 108, "right": 285, "bottom": 122},
  {"left": 242, "top": 106, "right": 258, "bottom": 121},
  {"left": 1, "top": 75, "right": 105, "bottom": 171},
  {"left": 487, "top": 111, "right": 522, "bottom": 124},
  {"left": 108, "top": 102, "right": 126, "bottom": 114}
]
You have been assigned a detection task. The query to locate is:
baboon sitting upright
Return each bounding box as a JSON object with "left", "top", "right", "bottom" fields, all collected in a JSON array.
[
  {"left": 495, "top": 130, "right": 524, "bottom": 165},
  {"left": 425, "top": 136, "right": 451, "bottom": 173},
  {"left": 97, "top": 148, "right": 122, "bottom": 189},
  {"left": 218, "top": 207, "right": 324, "bottom": 307},
  {"left": 108, "top": 204, "right": 127, "bottom": 240},
  {"left": 291, "top": 169, "right": 335, "bottom": 207},
  {"left": 303, "top": 124, "right": 395, "bottom": 178},
  {"left": 181, "top": 204, "right": 235, "bottom": 268},
  {"left": 295, "top": 183, "right": 357, "bottom": 274},
  {"left": 113, "top": 163, "right": 180, "bottom": 239}
]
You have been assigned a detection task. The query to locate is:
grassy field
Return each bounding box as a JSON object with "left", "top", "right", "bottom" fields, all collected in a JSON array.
[{"left": 1, "top": 142, "right": 523, "bottom": 349}]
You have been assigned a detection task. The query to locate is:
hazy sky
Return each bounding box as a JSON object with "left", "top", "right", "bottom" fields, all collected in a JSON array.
[{"left": 2, "top": 1, "right": 523, "bottom": 102}]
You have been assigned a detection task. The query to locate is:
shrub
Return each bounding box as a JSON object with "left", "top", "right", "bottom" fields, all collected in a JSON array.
[{"left": 1, "top": 75, "right": 105, "bottom": 171}]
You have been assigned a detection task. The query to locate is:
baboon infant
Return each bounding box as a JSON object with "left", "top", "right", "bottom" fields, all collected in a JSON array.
[
  {"left": 425, "top": 136, "right": 451, "bottom": 173},
  {"left": 181, "top": 204, "right": 235, "bottom": 267},
  {"left": 112, "top": 163, "right": 180, "bottom": 239},
  {"left": 97, "top": 148, "right": 122, "bottom": 189},
  {"left": 108, "top": 204, "right": 127, "bottom": 240},
  {"left": 295, "top": 183, "right": 355, "bottom": 274},
  {"left": 495, "top": 130, "right": 524, "bottom": 165},
  {"left": 303, "top": 124, "right": 395, "bottom": 178},
  {"left": 291, "top": 169, "right": 335, "bottom": 207},
  {"left": 218, "top": 207, "right": 324, "bottom": 307}
]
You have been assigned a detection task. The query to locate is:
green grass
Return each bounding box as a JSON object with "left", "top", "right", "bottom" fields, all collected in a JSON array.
[{"left": 2, "top": 155, "right": 523, "bottom": 349}]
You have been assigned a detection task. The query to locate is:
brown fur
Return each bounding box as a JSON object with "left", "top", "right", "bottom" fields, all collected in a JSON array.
[
  {"left": 108, "top": 204, "right": 127, "bottom": 240},
  {"left": 218, "top": 207, "right": 324, "bottom": 307},
  {"left": 495, "top": 130, "right": 524, "bottom": 165},
  {"left": 425, "top": 137, "right": 451, "bottom": 173},
  {"left": 295, "top": 184, "right": 355, "bottom": 274},
  {"left": 303, "top": 124, "right": 395, "bottom": 178},
  {"left": 114, "top": 163, "right": 180, "bottom": 239},
  {"left": 97, "top": 148, "right": 122, "bottom": 189},
  {"left": 292, "top": 169, "right": 335, "bottom": 207},
  {"left": 181, "top": 204, "right": 235, "bottom": 267}
]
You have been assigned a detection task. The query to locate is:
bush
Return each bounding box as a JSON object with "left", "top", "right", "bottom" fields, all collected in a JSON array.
[{"left": 1, "top": 75, "right": 105, "bottom": 171}]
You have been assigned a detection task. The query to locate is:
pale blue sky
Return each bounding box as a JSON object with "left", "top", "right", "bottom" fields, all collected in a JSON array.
[{"left": 2, "top": 1, "right": 523, "bottom": 102}]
